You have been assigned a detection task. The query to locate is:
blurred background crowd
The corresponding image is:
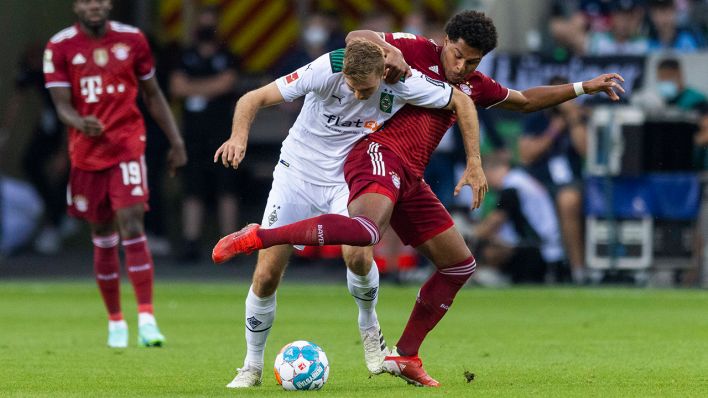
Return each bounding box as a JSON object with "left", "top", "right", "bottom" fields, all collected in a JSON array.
[{"left": 1, "top": 0, "right": 707, "bottom": 287}]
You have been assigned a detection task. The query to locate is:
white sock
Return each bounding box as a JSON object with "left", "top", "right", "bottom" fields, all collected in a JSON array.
[
  {"left": 244, "top": 285, "right": 276, "bottom": 370},
  {"left": 138, "top": 312, "right": 156, "bottom": 327},
  {"left": 347, "top": 261, "right": 380, "bottom": 330},
  {"left": 109, "top": 319, "right": 127, "bottom": 331}
]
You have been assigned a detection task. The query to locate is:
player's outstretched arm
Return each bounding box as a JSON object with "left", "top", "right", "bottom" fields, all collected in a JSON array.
[
  {"left": 346, "top": 30, "right": 411, "bottom": 84},
  {"left": 445, "top": 88, "right": 488, "bottom": 210},
  {"left": 48, "top": 87, "right": 103, "bottom": 137},
  {"left": 140, "top": 77, "right": 187, "bottom": 176},
  {"left": 214, "top": 82, "right": 285, "bottom": 169},
  {"left": 497, "top": 73, "right": 625, "bottom": 113}
]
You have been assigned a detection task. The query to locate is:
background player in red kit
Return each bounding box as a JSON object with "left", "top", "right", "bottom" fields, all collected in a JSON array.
[
  {"left": 213, "top": 11, "right": 624, "bottom": 385},
  {"left": 44, "top": 0, "right": 187, "bottom": 348}
]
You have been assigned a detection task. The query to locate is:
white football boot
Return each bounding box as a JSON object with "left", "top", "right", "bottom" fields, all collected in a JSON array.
[
  {"left": 360, "top": 323, "right": 390, "bottom": 374},
  {"left": 226, "top": 365, "right": 262, "bottom": 388},
  {"left": 107, "top": 321, "right": 128, "bottom": 348}
]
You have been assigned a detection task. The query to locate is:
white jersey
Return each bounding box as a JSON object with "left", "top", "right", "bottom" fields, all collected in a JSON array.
[{"left": 275, "top": 49, "right": 453, "bottom": 185}]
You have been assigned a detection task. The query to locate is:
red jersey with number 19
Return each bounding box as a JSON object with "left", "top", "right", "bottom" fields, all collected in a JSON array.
[
  {"left": 368, "top": 33, "right": 510, "bottom": 177},
  {"left": 44, "top": 21, "right": 155, "bottom": 171}
]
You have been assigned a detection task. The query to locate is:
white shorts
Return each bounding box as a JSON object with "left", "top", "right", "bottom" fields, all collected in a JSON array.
[{"left": 261, "top": 165, "right": 349, "bottom": 250}]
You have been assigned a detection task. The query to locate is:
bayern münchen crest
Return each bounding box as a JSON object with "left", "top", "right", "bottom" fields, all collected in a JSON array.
[
  {"left": 390, "top": 171, "right": 401, "bottom": 189},
  {"left": 111, "top": 43, "right": 130, "bottom": 61}
]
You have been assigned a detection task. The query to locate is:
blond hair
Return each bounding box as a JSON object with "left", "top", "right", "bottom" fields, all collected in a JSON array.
[{"left": 343, "top": 39, "right": 385, "bottom": 83}]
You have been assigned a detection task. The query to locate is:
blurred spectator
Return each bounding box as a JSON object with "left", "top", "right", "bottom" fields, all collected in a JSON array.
[
  {"left": 0, "top": 176, "right": 43, "bottom": 257},
  {"left": 472, "top": 154, "right": 565, "bottom": 284},
  {"left": 272, "top": 11, "right": 344, "bottom": 78},
  {"left": 647, "top": 0, "right": 704, "bottom": 51},
  {"left": 272, "top": 11, "right": 345, "bottom": 123},
  {"left": 402, "top": 11, "right": 426, "bottom": 36},
  {"left": 586, "top": 0, "right": 649, "bottom": 55},
  {"left": 358, "top": 11, "right": 395, "bottom": 33},
  {"left": 549, "top": 0, "right": 614, "bottom": 55},
  {"left": 519, "top": 76, "right": 588, "bottom": 284},
  {"left": 0, "top": 42, "right": 74, "bottom": 254},
  {"left": 169, "top": 7, "right": 240, "bottom": 262}
]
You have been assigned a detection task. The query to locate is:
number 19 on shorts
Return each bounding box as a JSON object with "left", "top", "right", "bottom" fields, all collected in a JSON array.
[{"left": 119, "top": 160, "right": 144, "bottom": 186}]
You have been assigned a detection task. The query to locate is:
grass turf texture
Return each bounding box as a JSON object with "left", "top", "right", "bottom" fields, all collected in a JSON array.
[{"left": 1, "top": 281, "right": 707, "bottom": 397}]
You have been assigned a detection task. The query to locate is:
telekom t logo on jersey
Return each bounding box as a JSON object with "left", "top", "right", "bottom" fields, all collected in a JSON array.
[
  {"left": 80, "top": 75, "right": 127, "bottom": 103},
  {"left": 80, "top": 76, "right": 103, "bottom": 103}
]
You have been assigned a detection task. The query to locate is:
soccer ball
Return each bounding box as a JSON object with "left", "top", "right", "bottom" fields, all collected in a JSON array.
[{"left": 274, "top": 340, "right": 329, "bottom": 391}]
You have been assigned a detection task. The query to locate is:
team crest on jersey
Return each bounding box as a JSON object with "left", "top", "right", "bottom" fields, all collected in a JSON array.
[
  {"left": 390, "top": 171, "right": 401, "bottom": 189},
  {"left": 93, "top": 48, "right": 108, "bottom": 67},
  {"left": 111, "top": 43, "right": 130, "bottom": 61},
  {"left": 379, "top": 92, "right": 394, "bottom": 113},
  {"left": 459, "top": 83, "right": 472, "bottom": 95}
]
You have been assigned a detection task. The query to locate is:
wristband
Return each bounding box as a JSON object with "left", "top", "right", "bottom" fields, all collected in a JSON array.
[{"left": 573, "top": 81, "right": 585, "bottom": 97}]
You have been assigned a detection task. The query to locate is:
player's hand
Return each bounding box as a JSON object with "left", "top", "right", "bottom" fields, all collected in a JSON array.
[
  {"left": 81, "top": 115, "right": 104, "bottom": 137},
  {"left": 383, "top": 47, "right": 412, "bottom": 84},
  {"left": 454, "top": 158, "right": 488, "bottom": 210},
  {"left": 583, "top": 73, "right": 625, "bottom": 101},
  {"left": 214, "top": 138, "right": 247, "bottom": 169},
  {"left": 167, "top": 142, "right": 187, "bottom": 177}
]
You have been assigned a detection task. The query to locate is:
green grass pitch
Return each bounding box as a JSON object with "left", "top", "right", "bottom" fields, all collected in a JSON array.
[{"left": 1, "top": 281, "right": 707, "bottom": 397}]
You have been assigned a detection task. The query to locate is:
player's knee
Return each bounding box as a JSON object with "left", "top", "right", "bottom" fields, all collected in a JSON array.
[
  {"left": 343, "top": 247, "right": 373, "bottom": 275},
  {"left": 116, "top": 205, "right": 145, "bottom": 238},
  {"left": 119, "top": 219, "right": 144, "bottom": 239}
]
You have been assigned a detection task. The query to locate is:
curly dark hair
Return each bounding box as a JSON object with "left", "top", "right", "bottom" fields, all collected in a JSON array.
[{"left": 444, "top": 11, "right": 498, "bottom": 55}]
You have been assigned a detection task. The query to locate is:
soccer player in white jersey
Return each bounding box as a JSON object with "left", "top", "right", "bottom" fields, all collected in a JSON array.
[{"left": 212, "top": 39, "right": 481, "bottom": 388}]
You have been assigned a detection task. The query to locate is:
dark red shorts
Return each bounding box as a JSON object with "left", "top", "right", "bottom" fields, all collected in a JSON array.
[
  {"left": 344, "top": 139, "right": 454, "bottom": 247},
  {"left": 67, "top": 157, "right": 149, "bottom": 223}
]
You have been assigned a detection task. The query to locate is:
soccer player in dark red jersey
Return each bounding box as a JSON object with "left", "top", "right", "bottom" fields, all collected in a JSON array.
[
  {"left": 213, "top": 10, "right": 624, "bottom": 386},
  {"left": 44, "top": 0, "right": 187, "bottom": 348}
]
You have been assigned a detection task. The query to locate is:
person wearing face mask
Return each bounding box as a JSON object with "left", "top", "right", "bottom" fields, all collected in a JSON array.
[
  {"left": 169, "top": 7, "right": 240, "bottom": 262},
  {"left": 271, "top": 12, "right": 343, "bottom": 79},
  {"left": 655, "top": 58, "right": 707, "bottom": 110}
]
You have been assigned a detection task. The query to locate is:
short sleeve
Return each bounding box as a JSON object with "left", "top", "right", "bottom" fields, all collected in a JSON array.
[
  {"left": 275, "top": 53, "right": 332, "bottom": 102},
  {"left": 43, "top": 41, "right": 70, "bottom": 88},
  {"left": 394, "top": 69, "right": 453, "bottom": 109},
  {"left": 474, "top": 72, "right": 510, "bottom": 109},
  {"left": 134, "top": 32, "right": 155, "bottom": 80},
  {"left": 384, "top": 32, "right": 433, "bottom": 56}
]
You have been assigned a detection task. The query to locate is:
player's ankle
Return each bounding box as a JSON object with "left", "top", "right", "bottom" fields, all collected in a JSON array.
[{"left": 138, "top": 311, "right": 156, "bottom": 326}]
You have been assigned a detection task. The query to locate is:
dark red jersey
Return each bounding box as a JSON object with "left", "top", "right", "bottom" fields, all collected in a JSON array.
[
  {"left": 44, "top": 21, "right": 155, "bottom": 171},
  {"left": 369, "top": 33, "right": 509, "bottom": 177}
]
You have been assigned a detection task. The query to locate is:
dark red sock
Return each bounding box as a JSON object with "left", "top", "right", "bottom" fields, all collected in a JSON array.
[
  {"left": 257, "top": 214, "right": 380, "bottom": 248},
  {"left": 396, "top": 257, "right": 476, "bottom": 356},
  {"left": 122, "top": 235, "right": 154, "bottom": 312},
  {"left": 92, "top": 234, "right": 122, "bottom": 320}
]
